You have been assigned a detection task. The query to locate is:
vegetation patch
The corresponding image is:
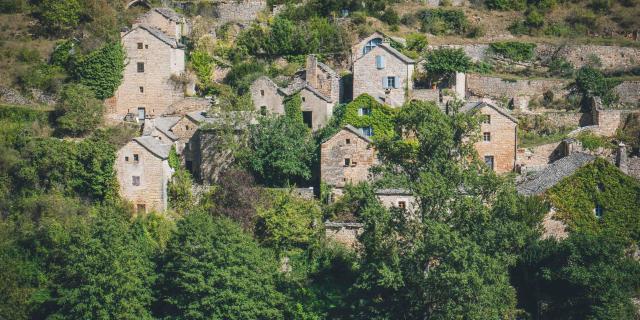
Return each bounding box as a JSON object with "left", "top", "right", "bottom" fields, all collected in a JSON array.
[
  {"left": 489, "top": 41, "right": 536, "bottom": 62},
  {"left": 340, "top": 94, "right": 397, "bottom": 141}
]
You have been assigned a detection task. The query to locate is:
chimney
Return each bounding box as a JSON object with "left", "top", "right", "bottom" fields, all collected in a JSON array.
[
  {"left": 617, "top": 142, "right": 628, "bottom": 174},
  {"left": 306, "top": 54, "right": 318, "bottom": 88}
]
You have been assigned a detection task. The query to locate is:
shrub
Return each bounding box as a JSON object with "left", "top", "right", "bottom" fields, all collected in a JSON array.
[
  {"left": 466, "top": 25, "right": 485, "bottom": 38},
  {"left": 190, "top": 49, "right": 214, "bottom": 85},
  {"left": 55, "top": 84, "right": 104, "bottom": 136},
  {"left": 508, "top": 20, "right": 529, "bottom": 35},
  {"left": 485, "top": 0, "right": 526, "bottom": 10},
  {"left": 380, "top": 8, "right": 400, "bottom": 26},
  {"left": 72, "top": 43, "right": 125, "bottom": 100},
  {"left": 351, "top": 11, "right": 368, "bottom": 25},
  {"left": 404, "top": 33, "right": 428, "bottom": 56},
  {"left": 33, "top": 0, "right": 82, "bottom": 35},
  {"left": 548, "top": 57, "right": 574, "bottom": 78},
  {"left": 576, "top": 132, "right": 612, "bottom": 151},
  {"left": 18, "top": 64, "right": 66, "bottom": 93},
  {"left": 489, "top": 41, "right": 536, "bottom": 61},
  {"left": 575, "top": 67, "right": 620, "bottom": 107},
  {"left": 589, "top": 0, "right": 611, "bottom": 12},
  {"left": 16, "top": 47, "right": 41, "bottom": 63},
  {"left": 400, "top": 13, "right": 418, "bottom": 26},
  {"left": 50, "top": 40, "right": 75, "bottom": 68},
  {"left": 525, "top": 10, "right": 545, "bottom": 29},
  {"left": 418, "top": 9, "right": 468, "bottom": 35}
]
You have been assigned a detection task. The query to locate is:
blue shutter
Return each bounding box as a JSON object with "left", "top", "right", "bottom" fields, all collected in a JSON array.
[
  {"left": 382, "top": 77, "right": 388, "bottom": 89},
  {"left": 394, "top": 76, "right": 400, "bottom": 88},
  {"left": 376, "top": 55, "right": 385, "bottom": 69}
]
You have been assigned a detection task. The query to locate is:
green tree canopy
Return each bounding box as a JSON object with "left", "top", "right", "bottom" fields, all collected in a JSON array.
[
  {"left": 72, "top": 42, "right": 125, "bottom": 100},
  {"left": 424, "top": 48, "right": 472, "bottom": 82},
  {"left": 158, "top": 212, "right": 284, "bottom": 319},
  {"left": 34, "top": 0, "right": 82, "bottom": 36},
  {"left": 55, "top": 84, "right": 104, "bottom": 136}
]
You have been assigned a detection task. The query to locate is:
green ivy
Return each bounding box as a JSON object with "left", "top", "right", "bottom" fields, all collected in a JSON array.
[
  {"left": 284, "top": 93, "right": 303, "bottom": 124},
  {"left": 168, "top": 146, "right": 180, "bottom": 170},
  {"left": 340, "top": 94, "right": 397, "bottom": 140},
  {"left": 73, "top": 42, "right": 125, "bottom": 100},
  {"left": 547, "top": 158, "right": 640, "bottom": 242},
  {"left": 489, "top": 41, "right": 536, "bottom": 61}
]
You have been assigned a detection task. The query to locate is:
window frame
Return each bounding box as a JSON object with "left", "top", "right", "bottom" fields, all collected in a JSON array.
[
  {"left": 483, "top": 132, "right": 491, "bottom": 142},
  {"left": 344, "top": 158, "right": 351, "bottom": 166},
  {"left": 137, "top": 62, "right": 145, "bottom": 73},
  {"left": 132, "top": 176, "right": 141, "bottom": 186},
  {"left": 484, "top": 155, "right": 495, "bottom": 170}
]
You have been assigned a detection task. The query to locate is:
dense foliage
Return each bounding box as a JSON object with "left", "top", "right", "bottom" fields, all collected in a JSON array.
[
  {"left": 424, "top": 48, "right": 472, "bottom": 82},
  {"left": 72, "top": 43, "right": 126, "bottom": 100},
  {"left": 489, "top": 41, "right": 537, "bottom": 62},
  {"left": 340, "top": 94, "right": 397, "bottom": 140},
  {"left": 54, "top": 84, "right": 104, "bottom": 136},
  {"left": 575, "top": 66, "right": 621, "bottom": 107},
  {"left": 417, "top": 9, "right": 469, "bottom": 35}
]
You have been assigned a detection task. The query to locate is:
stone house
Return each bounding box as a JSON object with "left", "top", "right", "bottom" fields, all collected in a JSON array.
[
  {"left": 321, "top": 125, "right": 378, "bottom": 190},
  {"left": 376, "top": 189, "right": 418, "bottom": 214},
  {"left": 250, "top": 76, "right": 285, "bottom": 115},
  {"left": 306, "top": 55, "right": 340, "bottom": 103},
  {"left": 109, "top": 24, "right": 186, "bottom": 120},
  {"left": 116, "top": 136, "right": 173, "bottom": 213},
  {"left": 353, "top": 41, "right": 415, "bottom": 107},
  {"left": 460, "top": 101, "right": 518, "bottom": 173},
  {"left": 299, "top": 84, "right": 335, "bottom": 131},
  {"left": 351, "top": 31, "right": 406, "bottom": 64},
  {"left": 134, "top": 7, "right": 188, "bottom": 40}
]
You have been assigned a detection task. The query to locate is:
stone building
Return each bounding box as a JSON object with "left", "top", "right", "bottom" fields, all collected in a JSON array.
[
  {"left": 306, "top": 55, "right": 340, "bottom": 103},
  {"left": 461, "top": 101, "right": 518, "bottom": 173},
  {"left": 376, "top": 189, "right": 418, "bottom": 214},
  {"left": 142, "top": 116, "right": 180, "bottom": 145},
  {"left": 321, "top": 125, "right": 378, "bottom": 190},
  {"left": 109, "top": 24, "right": 186, "bottom": 120},
  {"left": 134, "top": 7, "right": 188, "bottom": 40},
  {"left": 250, "top": 76, "right": 285, "bottom": 115},
  {"left": 299, "top": 84, "right": 335, "bottom": 131},
  {"left": 352, "top": 41, "right": 415, "bottom": 107},
  {"left": 116, "top": 136, "right": 173, "bottom": 213},
  {"left": 350, "top": 31, "right": 405, "bottom": 64}
]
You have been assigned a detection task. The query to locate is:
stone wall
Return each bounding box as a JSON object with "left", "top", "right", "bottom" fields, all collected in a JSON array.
[
  {"left": 593, "top": 108, "right": 623, "bottom": 136},
  {"left": 614, "top": 81, "right": 640, "bottom": 106},
  {"left": 116, "top": 140, "right": 171, "bottom": 213},
  {"left": 306, "top": 55, "right": 340, "bottom": 103},
  {"left": 250, "top": 76, "right": 285, "bottom": 115},
  {"left": 353, "top": 44, "right": 413, "bottom": 107},
  {"left": 474, "top": 105, "right": 518, "bottom": 173},
  {"left": 544, "top": 111, "right": 587, "bottom": 128},
  {"left": 626, "top": 156, "right": 640, "bottom": 181},
  {"left": 112, "top": 27, "right": 185, "bottom": 119},
  {"left": 171, "top": 115, "right": 199, "bottom": 155},
  {"left": 320, "top": 128, "right": 377, "bottom": 188},
  {"left": 300, "top": 87, "right": 334, "bottom": 131},
  {"left": 213, "top": 0, "right": 266, "bottom": 25},
  {"left": 376, "top": 193, "right": 418, "bottom": 214},
  {"left": 516, "top": 142, "right": 564, "bottom": 171},
  {"left": 411, "top": 88, "right": 440, "bottom": 102},
  {"left": 466, "top": 74, "right": 570, "bottom": 104},
  {"left": 325, "top": 221, "right": 362, "bottom": 248}
]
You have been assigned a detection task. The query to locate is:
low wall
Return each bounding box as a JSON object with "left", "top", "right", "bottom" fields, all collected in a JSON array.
[
  {"left": 614, "top": 81, "right": 640, "bottom": 106},
  {"left": 214, "top": 0, "right": 266, "bottom": 25},
  {"left": 411, "top": 88, "right": 439, "bottom": 102},
  {"left": 466, "top": 74, "right": 570, "bottom": 101},
  {"left": 517, "top": 142, "right": 564, "bottom": 169},
  {"left": 325, "top": 221, "right": 362, "bottom": 248}
]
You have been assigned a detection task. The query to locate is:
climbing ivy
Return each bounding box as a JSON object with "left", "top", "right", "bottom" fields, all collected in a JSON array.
[
  {"left": 73, "top": 42, "right": 125, "bottom": 100},
  {"left": 168, "top": 146, "right": 180, "bottom": 170},
  {"left": 546, "top": 158, "right": 640, "bottom": 243},
  {"left": 340, "top": 94, "right": 397, "bottom": 140},
  {"left": 284, "top": 93, "right": 303, "bottom": 124}
]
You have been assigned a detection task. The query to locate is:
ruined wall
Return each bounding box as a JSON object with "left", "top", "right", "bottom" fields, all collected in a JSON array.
[
  {"left": 466, "top": 74, "right": 570, "bottom": 102},
  {"left": 544, "top": 111, "right": 587, "bottom": 128},
  {"left": 135, "top": 10, "right": 182, "bottom": 39},
  {"left": 474, "top": 106, "right": 517, "bottom": 173},
  {"left": 213, "top": 0, "right": 266, "bottom": 25},
  {"left": 116, "top": 141, "right": 171, "bottom": 213},
  {"left": 376, "top": 193, "right": 418, "bottom": 214},
  {"left": 321, "top": 129, "right": 377, "bottom": 188},
  {"left": 411, "top": 88, "right": 440, "bottom": 102},
  {"left": 306, "top": 55, "right": 340, "bottom": 103},
  {"left": 626, "top": 156, "right": 640, "bottom": 181},
  {"left": 171, "top": 116, "right": 199, "bottom": 155},
  {"left": 516, "top": 142, "right": 564, "bottom": 171},
  {"left": 250, "top": 77, "right": 285, "bottom": 115},
  {"left": 614, "top": 81, "right": 640, "bottom": 106},
  {"left": 325, "top": 222, "right": 362, "bottom": 248},
  {"left": 300, "top": 88, "right": 334, "bottom": 131}
]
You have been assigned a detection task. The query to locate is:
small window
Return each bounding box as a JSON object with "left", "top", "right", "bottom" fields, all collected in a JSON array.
[
  {"left": 484, "top": 156, "right": 494, "bottom": 170},
  {"left": 302, "top": 96, "right": 306, "bottom": 102},
  {"left": 132, "top": 176, "right": 141, "bottom": 186},
  {"left": 136, "top": 204, "right": 146, "bottom": 213},
  {"left": 386, "top": 77, "right": 396, "bottom": 89},
  {"left": 133, "top": 154, "right": 139, "bottom": 162},
  {"left": 398, "top": 201, "right": 406, "bottom": 209},
  {"left": 260, "top": 89, "right": 265, "bottom": 96},
  {"left": 345, "top": 138, "right": 351, "bottom": 144},
  {"left": 260, "top": 106, "right": 267, "bottom": 116},
  {"left": 361, "top": 126, "right": 373, "bottom": 137},
  {"left": 137, "top": 62, "right": 145, "bottom": 73},
  {"left": 344, "top": 158, "right": 351, "bottom": 166},
  {"left": 375, "top": 55, "right": 385, "bottom": 69},
  {"left": 139, "top": 86, "right": 144, "bottom": 93},
  {"left": 351, "top": 161, "right": 357, "bottom": 167},
  {"left": 483, "top": 132, "right": 491, "bottom": 142},
  {"left": 125, "top": 156, "right": 129, "bottom": 162},
  {"left": 483, "top": 115, "right": 491, "bottom": 124},
  {"left": 137, "top": 42, "right": 143, "bottom": 49},
  {"left": 145, "top": 44, "right": 148, "bottom": 49},
  {"left": 359, "top": 107, "right": 372, "bottom": 116}
]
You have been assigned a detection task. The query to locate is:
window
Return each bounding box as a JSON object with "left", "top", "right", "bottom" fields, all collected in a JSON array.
[
  {"left": 484, "top": 156, "right": 494, "bottom": 170},
  {"left": 125, "top": 156, "right": 129, "bottom": 162},
  {"left": 137, "top": 42, "right": 143, "bottom": 49},
  {"left": 260, "top": 89, "right": 265, "bottom": 96},
  {"left": 137, "top": 62, "right": 145, "bottom": 73},
  {"left": 260, "top": 106, "right": 267, "bottom": 116},
  {"left": 361, "top": 126, "right": 373, "bottom": 137},
  {"left": 482, "top": 115, "right": 491, "bottom": 124},
  {"left": 344, "top": 158, "right": 351, "bottom": 166},
  {"left": 398, "top": 201, "right": 406, "bottom": 209},
  {"left": 302, "top": 96, "right": 306, "bottom": 102},
  {"left": 136, "top": 204, "right": 146, "bottom": 213},
  {"left": 145, "top": 44, "right": 149, "bottom": 49},
  {"left": 138, "top": 107, "right": 145, "bottom": 120},
  {"left": 383, "top": 76, "right": 398, "bottom": 89},
  {"left": 345, "top": 138, "right": 351, "bottom": 144},
  {"left": 139, "top": 86, "right": 144, "bottom": 93},
  {"left": 359, "top": 107, "right": 371, "bottom": 116},
  {"left": 375, "top": 55, "right": 385, "bottom": 69},
  {"left": 302, "top": 111, "right": 312, "bottom": 128},
  {"left": 351, "top": 161, "right": 357, "bottom": 166},
  {"left": 185, "top": 125, "right": 190, "bottom": 130},
  {"left": 133, "top": 154, "right": 139, "bottom": 162},
  {"left": 363, "top": 38, "right": 382, "bottom": 54},
  {"left": 595, "top": 204, "right": 604, "bottom": 218},
  {"left": 483, "top": 132, "right": 491, "bottom": 142},
  {"left": 132, "top": 176, "right": 141, "bottom": 186}
]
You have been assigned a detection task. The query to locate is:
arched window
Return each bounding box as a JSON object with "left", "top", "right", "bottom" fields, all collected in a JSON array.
[{"left": 363, "top": 38, "right": 383, "bottom": 55}]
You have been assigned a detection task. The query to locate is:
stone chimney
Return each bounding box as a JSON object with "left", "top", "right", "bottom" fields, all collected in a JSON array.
[
  {"left": 617, "top": 142, "right": 628, "bottom": 174},
  {"left": 306, "top": 54, "right": 319, "bottom": 89}
]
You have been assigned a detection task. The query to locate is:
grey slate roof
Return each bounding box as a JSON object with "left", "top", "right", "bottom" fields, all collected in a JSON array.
[
  {"left": 301, "top": 84, "right": 333, "bottom": 102},
  {"left": 153, "top": 7, "right": 182, "bottom": 22},
  {"left": 516, "top": 152, "right": 597, "bottom": 196},
  {"left": 133, "top": 136, "right": 172, "bottom": 159},
  {"left": 357, "top": 43, "right": 415, "bottom": 64},
  {"left": 153, "top": 116, "right": 180, "bottom": 140},
  {"left": 460, "top": 101, "right": 518, "bottom": 123},
  {"left": 127, "top": 24, "right": 183, "bottom": 49},
  {"left": 375, "top": 188, "right": 412, "bottom": 195},
  {"left": 343, "top": 125, "right": 373, "bottom": 143},
  {"left": 316, "top": 60, "right": 338, "bottom": 77}
]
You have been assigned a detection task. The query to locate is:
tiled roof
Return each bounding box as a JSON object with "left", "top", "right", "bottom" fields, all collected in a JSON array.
[
  {"left": 460, "top": 101, "right": 517, "bottom": 123},
  {"left": 301, "top": 84, "right": 333, "bottom": 103},
  {"left": 133, "top": 136, "right": 172, "bottom": 159},
  {"left": 343, "top": 125, "right": 373, "bottom": 143},
  {"left": 357, "top": 43, "right": 414, "bottom": 64},
  {"left": 516, "top": 152, "right": 597, "bottom": 196}
]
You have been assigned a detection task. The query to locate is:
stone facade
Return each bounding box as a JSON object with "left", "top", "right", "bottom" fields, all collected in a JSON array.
[
  {"left": 110, "top": 25, "right": 185, "bottom": 119},
  {"left": 376, "top": 189, "right": 418, "bottom": 214},
  {"left": 250, "top": 76, "right": 285, "bottom": 115},
  {"left": 306, "top": 55, "right": 340, "bottom": 103},
  {"left": 134, "top": 7, "right": 187, "bottom": 39},
  {"left": 466, "top": 74, "right": 570, "bottom": 108},
  {"left": 320, "top": 126, "right": 377, "bottom": 188},
  {"left": 614, "top": 81, "right": 640, "bottom": 106},
  {"left": 300, "top": 86, "right": 334, "bottom": 131},
  {"left": 353, "top": 42, "right": 415, "bottom": 107},
  {"left": 463, "top": 102, "right": 518, "bottom": 173},
  {"left": 116, "top": 136, "right": 173, "bottom": 213},
  {"left": 325, "top": 221, "right": 363, "bottom": 248},
  {"left": 213, "top": 0, "right": 266, "bottom": 25},
  {"left": 516, "top": 142, "right": 564, "bottom": 173}
]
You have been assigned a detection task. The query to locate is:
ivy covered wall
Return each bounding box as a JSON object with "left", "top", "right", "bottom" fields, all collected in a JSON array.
[
  {"left": 339, "top": 94, "right": 397, "bottom": 140},
  {"left": 547, "top": 158, "right": 640, "bottom": 242}
]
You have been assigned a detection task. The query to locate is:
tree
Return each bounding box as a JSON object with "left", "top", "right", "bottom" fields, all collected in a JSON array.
[
  {"left": 168, "top": 169, "right": 194, "bottom": 215},
  {"left": 246, "top": 115, "right": 317, "bottom": 186},
  {"left": 34, "top": 0, "right": 82, "bottom": 36},
  {"left": 46, "top": 204, "right": 155, "bottom": 319},
  {"left": 255, "top": 190, "right": 322, "bottom": 251},
  {"left": 424, "top": 48, "right": 472, "bottom": 83},
  {"left": 158, "top": 212, "right": 284, "bottom": 319},
  {"left": 575, "top": 66, "right": 620, "bottom": 107},
  {"left": 55, "top": 84, "right": 104, "bottom": 136},
  {"left": 209, "top": 169, "right": 262, "bottom": 231},
  {"left": 73, "top": 42, "right": 125, "bottom": 100}
]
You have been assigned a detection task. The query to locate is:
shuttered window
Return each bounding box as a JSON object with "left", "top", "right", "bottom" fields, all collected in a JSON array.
[{"left": 375, "top": 55, "right": 385, "bottom": 69}]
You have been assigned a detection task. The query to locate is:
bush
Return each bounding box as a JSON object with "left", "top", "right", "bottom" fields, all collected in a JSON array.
[
  {"left": 190, "top": 49, "right": 214, "bottom": 85},
  {"left": 16, "top": 47, "right": 41, "bottom": 63},
  {"left": 489, "top": 41, "right": 536, "bottom": 61},
  {"left": 400, "top": 13, "right": 417, "bottom": 26},
  {"left": 575, "top": 67, "right": 620, "bottom": 107},
  {"left": 405, "top": 33, "right": 428, "bottom": 55},
  {"left": 33, "top": 0, "right": 82, "bottom": 35},
  {"left": 18, "top": 64, "right": 66, "bottom": 93},
  {"left": 351, "top": 11, "right": 368, "bottom": 25},
  {"left": 485, "top": 0, "right": 526, "bottom": 10},
  {"left": 424, "top": 48, "right": 472, "bottom": 81},
  {"left": 548, "top": 57, "right": 574, "bottom": 78},
  {"left": 55, "top": 84, "right": 104, "bottom": 136},
  {"left": 380, "top": 8, "right": 400, "bottom": 26},
  {"left": 466, "top": 25, "right": 485, "bottom": 38},
  {"left": 72, "top": 43, "right": 125, "bottom": 100},
  {"left": 525, "top": 10, "right": 545, "bottom": 29},
  {"left": 589, "top": 0, "right": 611, "bottom": 12},
  {"left": 508, "top": 20, "right": 530, "bottom": 35},
  {"left": 418, "top": 9, "right": 468, "bottom": 35}
]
